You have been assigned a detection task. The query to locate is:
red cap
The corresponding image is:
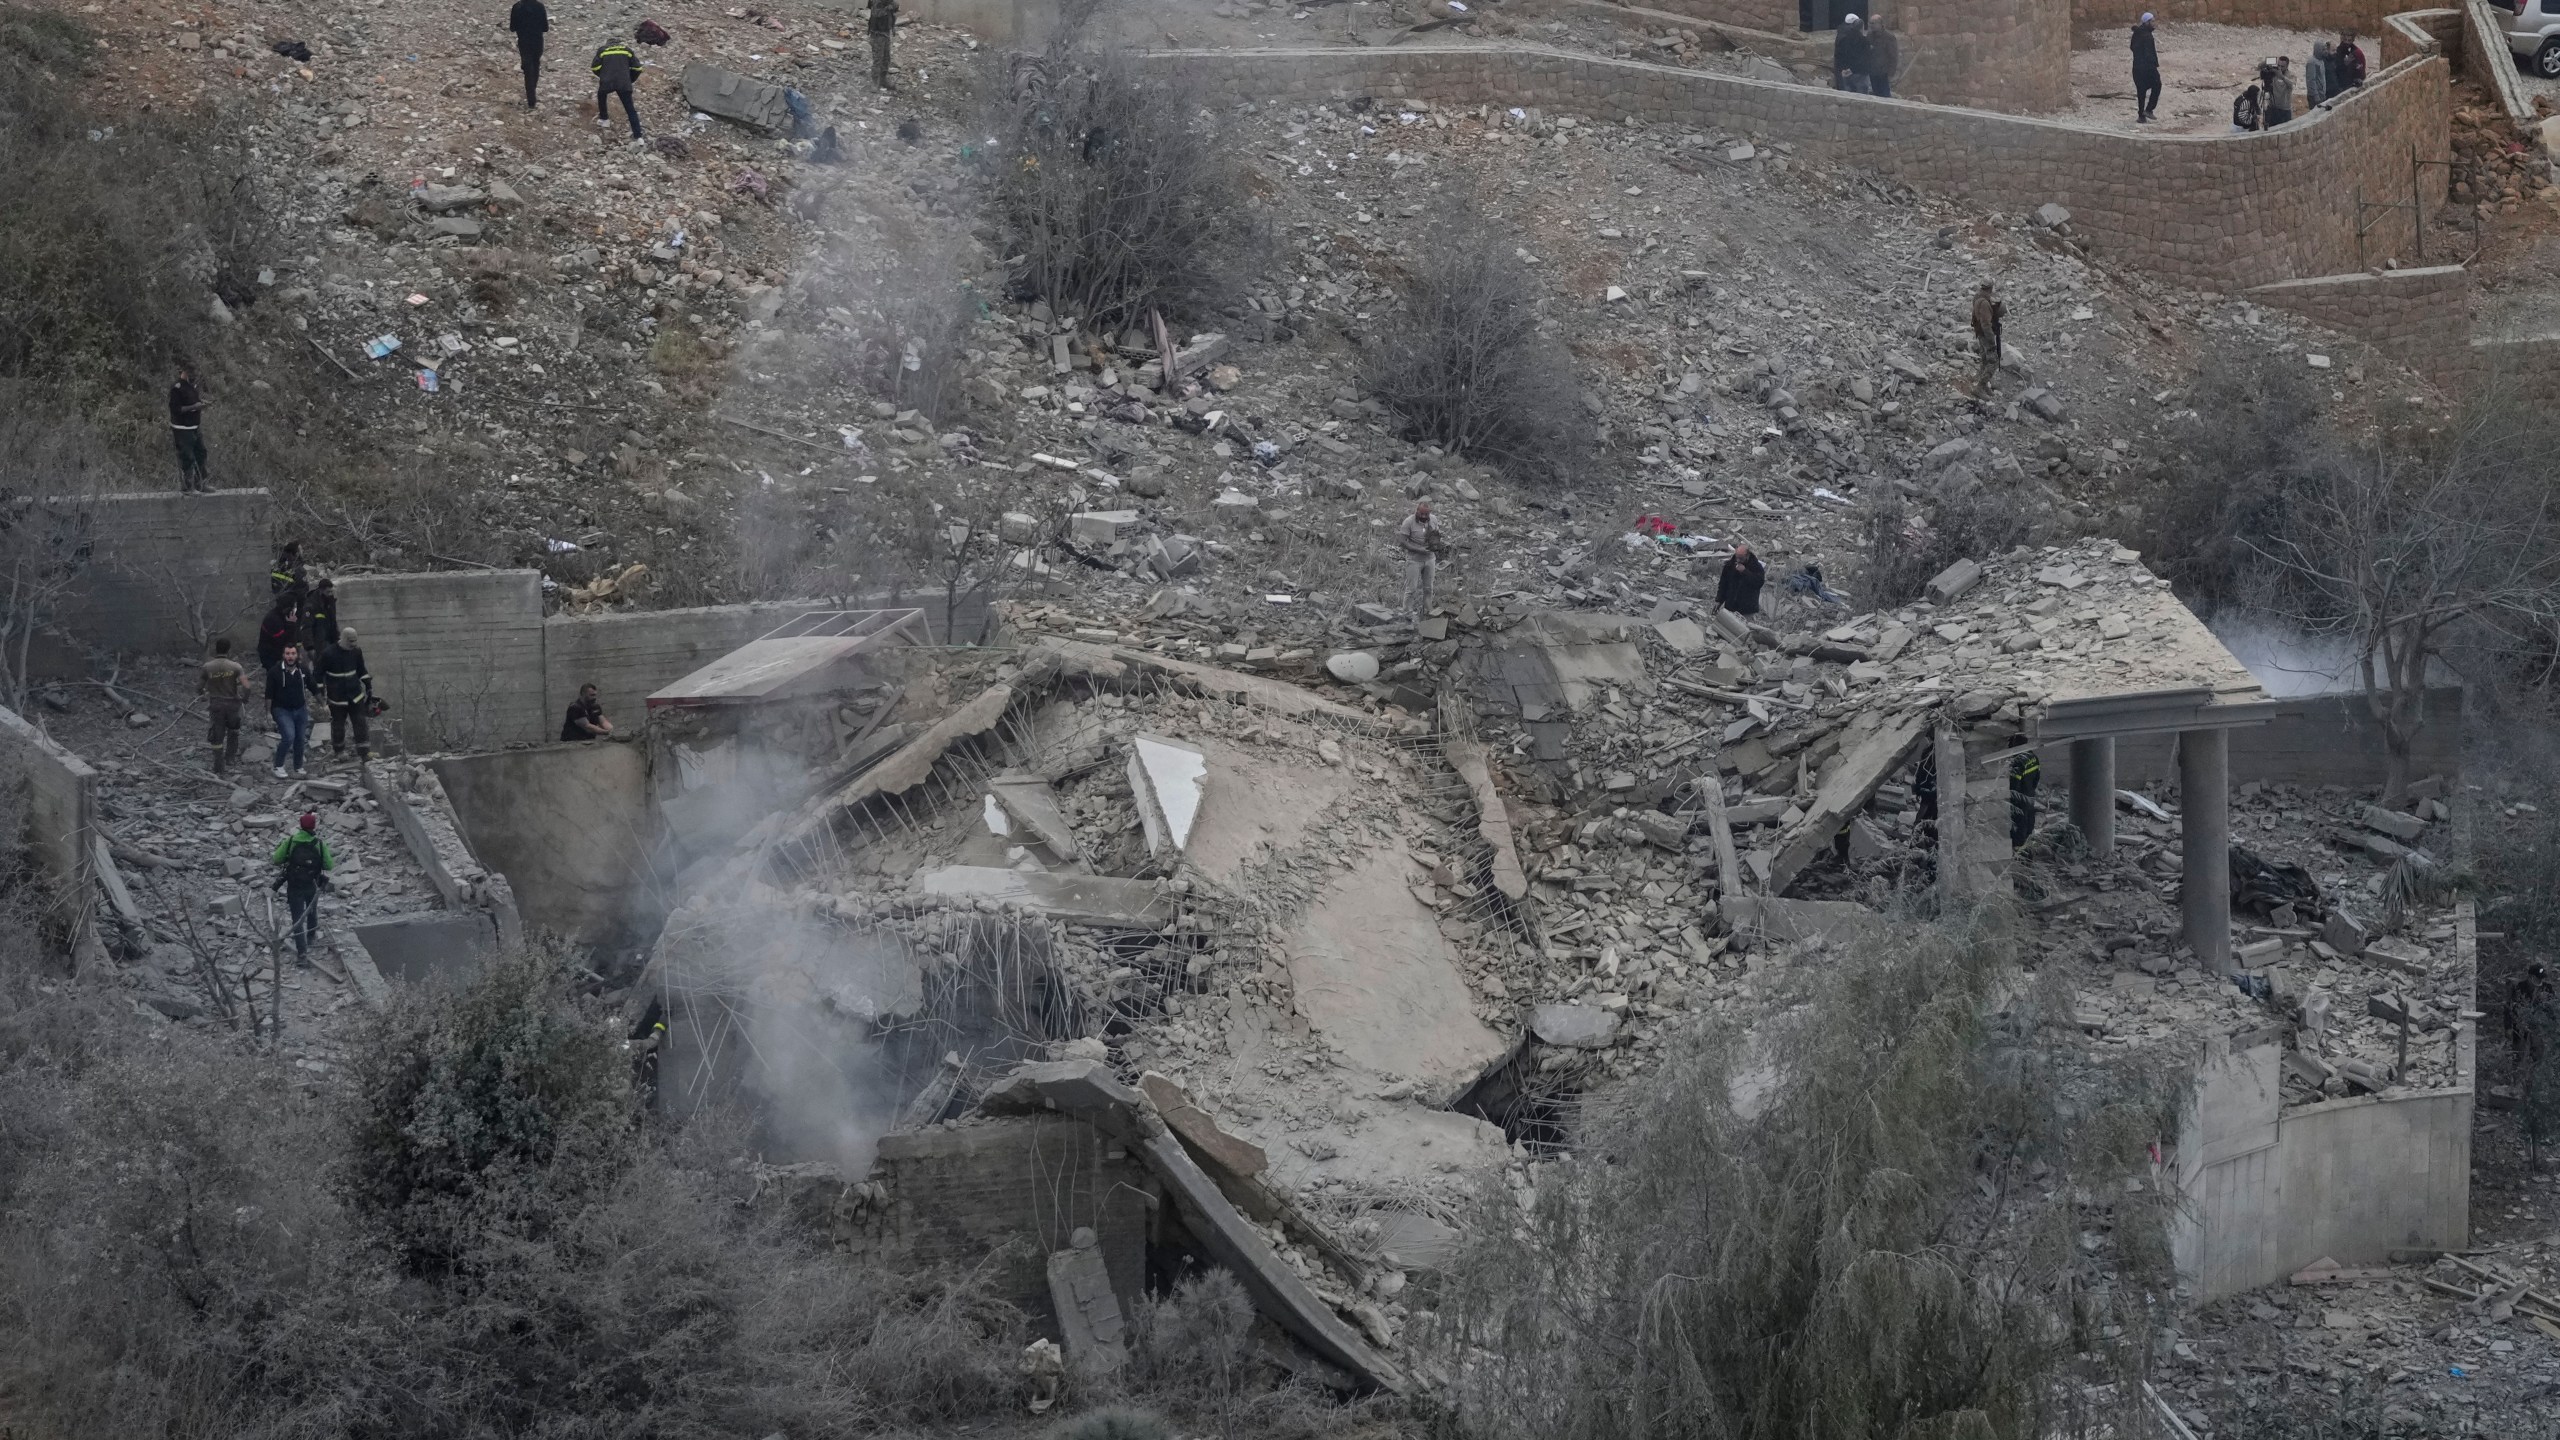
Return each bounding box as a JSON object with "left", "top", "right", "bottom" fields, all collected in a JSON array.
[{"left": 299, "top": 812, "right": 318, "bottom": 832}]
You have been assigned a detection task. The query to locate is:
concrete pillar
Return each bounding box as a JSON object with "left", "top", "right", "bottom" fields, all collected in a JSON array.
[
  {"left": 2069, "top": 736, "right": 2116, "bottom": 859},
  {"left": 2180, "top": 727, "right": 2232, "bottom": 974}
]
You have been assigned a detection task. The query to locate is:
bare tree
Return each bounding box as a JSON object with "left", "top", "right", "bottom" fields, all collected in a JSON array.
[{"left": 2249, "top": 399, "right": 2560, "bottom": 805}]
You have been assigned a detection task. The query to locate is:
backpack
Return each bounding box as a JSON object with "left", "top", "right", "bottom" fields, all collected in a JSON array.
[
  {"left": 2233, "top": 87, "right": 2259, "bottom": 129},
  {"left": 636, "top": 19, "right": 670, "bottom": 44},
  {"left": 281, "top": 835, "right": 326, "bottom": 884}
]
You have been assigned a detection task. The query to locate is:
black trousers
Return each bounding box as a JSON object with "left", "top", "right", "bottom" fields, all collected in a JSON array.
[
  {"left": 598, "top": 81, "right": 641, "bottom": 137},
  {"left": 518, "top": 40, "right": 542, "bottom": 105},
  {"left": 173, "top": 427, "right": 208, "bottom": 491},
  {"left": 328, "top": 700, "right": 370, "bottom": 758},
  {"left": 2134, "top": 67, "right": 2161, "bottom": 118},
  {"left": 284, "top": 880, "right": 320, "bottom": 960}
]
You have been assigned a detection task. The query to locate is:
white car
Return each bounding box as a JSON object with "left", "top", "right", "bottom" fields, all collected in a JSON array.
[{"left": 2498, "top": 0, "right": 2560, "bottom": 79}]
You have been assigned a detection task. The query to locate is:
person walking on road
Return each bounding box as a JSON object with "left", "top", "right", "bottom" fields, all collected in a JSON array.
[
  {"left": 203, "top": 638, "right": 246, "bottom": 775},
  {"left": 2131, "top": 13, "right": 2161, "bottom": 123},
  {"left": 1716, "top": 541, "right": 1767, "bottom": 618},
  {"left": 1860, "top": 16, "right": 1898, "bottom": 98},
  {"left": 594, "top": 36, "right": 644, "bottom": 139},
  {"left": 268, "top": 642, "right": 316, "bottom": 779},
  {"left": 867, "top": 0, "right": 899, "bottom": 90},
  {"left": 170, "top": 364, "right": 210, "bottom": 493},
  {"left": 508, "top": 0, "right": 548, "bottom": 108},
  {"left": 1397, "top": 499, "right": 1444, "bottom": 621},
  {"left": 319, "top": 627, "right": 375, "bottom": 764},
  {"left": 269, "top": 811, "right": 335, "bottom": 968}
]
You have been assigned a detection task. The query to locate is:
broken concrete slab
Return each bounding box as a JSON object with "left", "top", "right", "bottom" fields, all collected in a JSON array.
[
  {"left": 1653, "top": 616, "right": 1707, "bottom": 655},
  {"left": 987, "top": 772, "right": 1080, "bottom": 862},
  {"left": 1140, "top": 1071, "right": 1270, "bottom": 1179},
  {"left": 1069, "top": 510, "right": 1140, "bottom": 547},
  {"left": 1282, "top": 844, "right": 1508, "bottom": 1089},
  {"left": 1137, "top": 332, "right": 1231, "bottom": 389},
  {"left": 1129, "top": 733, "right": 1207, "bottom": 855},
  {"left": 1765, "top": 711, "right": 1932, "bottom": 895},
  {"left": 916, "top": 867, "right": 1171, "bottom": 927},
  {"left": 1444, "top": 738, "right": 1529, "bottom": 901},
  {"left": 1530, "top": 1002, "right": 1620, "bottom": 1048},
  {"left": 1047, "top": 1238, "right": 1130, "bottom": 1377},
  {"left": 680, "top": 60, "right": 793, "bottom": 131}
]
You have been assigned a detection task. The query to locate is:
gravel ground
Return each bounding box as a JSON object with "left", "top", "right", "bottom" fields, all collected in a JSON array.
[{"left": 2064, "top": 22, "right": 2343, "bottom": 137}]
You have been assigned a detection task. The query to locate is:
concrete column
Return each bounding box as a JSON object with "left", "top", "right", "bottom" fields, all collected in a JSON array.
[
  {"left": 2069, "top": 736, "right": 2116, "bottom": 859},
  {"left": 2179, "top": 727, "right": 2232, "bottom": 974}
]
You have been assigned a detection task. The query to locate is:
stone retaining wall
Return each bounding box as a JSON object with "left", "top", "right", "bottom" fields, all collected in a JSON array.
[
  {"left": 1900, "top": 0, "right": 2073, "bottom": 113},
  {"left": 2245, "top": 264, "right": 2471, "bottom": 378},
  {"left": 1160, "top": 44, "right": 2451, "bottom": 289}
]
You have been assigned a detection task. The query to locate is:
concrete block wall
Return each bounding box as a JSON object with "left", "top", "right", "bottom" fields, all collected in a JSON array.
[
  {"left": 33, "top": 489, "right": 271, "bottom": 674},
  {"left": 433, "top": 742, "right": 661, "bottom": 944},
  {"left": 2245, "top": 265, "right": 2471, "bottom": 379},
  {"left": 1900, "top": 0, "right": 2073, "bottom": 115},
  {"left": 337, "top": 571, "right": 550, "bottom": 753},
  {"left": 1154, "top": 45, "right": 2451, "bottom": 290},
  {"left": 2173, "top": 905, "right": 2474, "bottom": 1297},
  {"left": 2457, "top": 0, "right": 2537, "bottom": 128},
  {"left": 543, "top": 601, "right": 818, "bottom": 747},
  {"left": 875, "top": 1116, "right": 1155, "bottom": 1322},
  {"left": 0, "top": 703, "right": 97, "bottom": 941}
]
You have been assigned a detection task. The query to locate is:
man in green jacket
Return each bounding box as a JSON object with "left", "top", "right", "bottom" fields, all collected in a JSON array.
[{"left": 270, "top": 811, "right": 336, "bottom": 967}]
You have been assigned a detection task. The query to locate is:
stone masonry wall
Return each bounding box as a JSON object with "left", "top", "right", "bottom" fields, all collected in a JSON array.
[
  {"left": 1899, "top": 0, "right": 2074, "bottom": 114},
  {"left": 2071, "top": 0, "right": 2401, "bottom": 34},
  {"left": 2245, "top": 264, "right": 2471, "bottom": 379},
  {"left": 1625, "top": 0, "right": 1803, "bottom": 37},
  {"left": 1159, "top": 45, "right": 2451, "bottom": 290}
]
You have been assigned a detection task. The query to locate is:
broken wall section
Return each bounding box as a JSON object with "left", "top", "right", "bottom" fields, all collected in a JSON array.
[
  {"left": 29, "top": 490, "right": 272, "bottom": 678},
  {"left": 0, "top": 703, "right": 97, "bottom": 955}
]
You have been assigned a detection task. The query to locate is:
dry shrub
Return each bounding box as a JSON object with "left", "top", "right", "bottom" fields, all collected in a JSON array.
[
  {"left": 1429, "top": 904, "right": 2177, "bottom": 1440},
  {"left": 1855, "top": 485, "right": 2031, "bottom": 608},
  {"left": 0, "top": 947, "right": 1026, "bottom": 1438},
  {"left": 2131, "top": 353, "right": 2320, "bottom": 605},
  {"left": 1364, "top": 199, "right": 1592, "bottom": 488},
  {"left": 993, "top": 38, "right": 1242, "bottom": 330}
]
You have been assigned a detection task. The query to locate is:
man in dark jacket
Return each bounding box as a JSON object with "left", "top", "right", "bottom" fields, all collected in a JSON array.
[
  {"left": 268, "top": 643, "right": 316, "bottom": 779},
  {"left": 319, "top": 626, "right": 375, "bottom": 763},
  {"left": 508, "top": 0, "right": 547, "bottom": 108},
  {"left": 1972, "top": 281, "right": 2005, "bottom": 390},
  {"left": 268, "top": 812, "right": 335, "bottom": 967},
  {"left": 170, "top": 364, "right": 210, "bottom": 493},
  {"left": 256, "top": 599, "right": 300, "bottom": 680},
  {"left": 1832, "top": 14, "right": 1869, "bottom": 92},
  {"left": 2335, "top": 29, "right": 2366, "bottom": 90},
  {"left": 562, "top": 683, "right": 615, "bottom": 741},
  {"left": 594, "top": 38, "right": 643, "bottom": 138},
  {"left": 2131, "top": 14, "right": 2161, "bottom": 123},
  {"left": 1716, "top": 542, "right": 1767, "bottom": 617},
  {"left": 1860, "top": 17, "right": 1898, "bottom": 98},
  {"left": 302, "top": 576, "right": 340, "bottom": 650}
]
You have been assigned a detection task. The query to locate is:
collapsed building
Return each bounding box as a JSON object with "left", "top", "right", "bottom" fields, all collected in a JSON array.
[{"left": 380, "top": 537, "right": 2474, "bottom": 1384}]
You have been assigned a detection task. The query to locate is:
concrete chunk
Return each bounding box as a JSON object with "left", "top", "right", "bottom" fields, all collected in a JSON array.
[
  {"left": 2362, "top": 805, "right": 2427, "bottom": 841},
  {"left": 916, "top": 866, "right": 1170, "bottom": 926},
  {"left": 1069, "top": 510, "right": 1139, "bottom": 547},
  {"left": 1653, "top": 616, "right": 1707, "bottom": 655},
  {"left": 987, "top": 772, "right": 1080, "bottom": 861},
  {"left": 1128, "top": 733, "right": 1207, "bottom": 855},
  {"left": 1139, "top": 1071, "right": 1270, "bottom": 1179},
  {"left": 1531, "top": 1003, "right": 1620, "bottom": 1048},
  {"left": 1765, "top": 712, "right": 1932, "bottom": 895},
  {"left": 1046, "top": 1240, "right": 1130, "bottom": 1376},
  {"left": 1924, "top": 558, "right": 1984, "bottom": 604},
  {"left": 679, "top": 60, "right": 793, "bottom": 131}
]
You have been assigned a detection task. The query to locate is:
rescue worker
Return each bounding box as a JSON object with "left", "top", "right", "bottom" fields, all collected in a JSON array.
[
  {"left": 268, "top": 642, "right": 316, "bottom": 779},
  {"left": 594, "top": 36, "right": 644, "bottom": 139},
  {"left": 1396, "top": 499, "right": 1444, "bottom": 620},
  {"left": 1971, "top": 281, "right": 2005, "bottom": 391},
  {"left": 1716, "top": 540, "right": 1767, "bottom": 617},
  {"left": 319, "top": 626, "right": 375, "bottom": 763},
  {"left": 269, "top": 541, "right": 307, "bottom": 605},
  {"left": 867, "top": 0, "right": 899, "bottom": 90},
  {"left": 2009, "top": 750, "right": 2041, "bottom": 848},
  {"left": 255, "top": 598, "right": 300, "bottom": 680},
  {"left": 562, "top": 681, "right": 614, "bottom": 740},
  {"left": 268, "top": 811, "right": 335, "bottom": 967},
  {"left": 302, "top": 576, "right": 340, "bottom": 650},
  {"left": 508, "top": 0, "right": 547, "bottom": 108},
  {"left": 170, "top": 363, "right": 210, "bottom": 493},
  {"left": 202, "top": 637, "right": 247, "bottom": 775}
]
